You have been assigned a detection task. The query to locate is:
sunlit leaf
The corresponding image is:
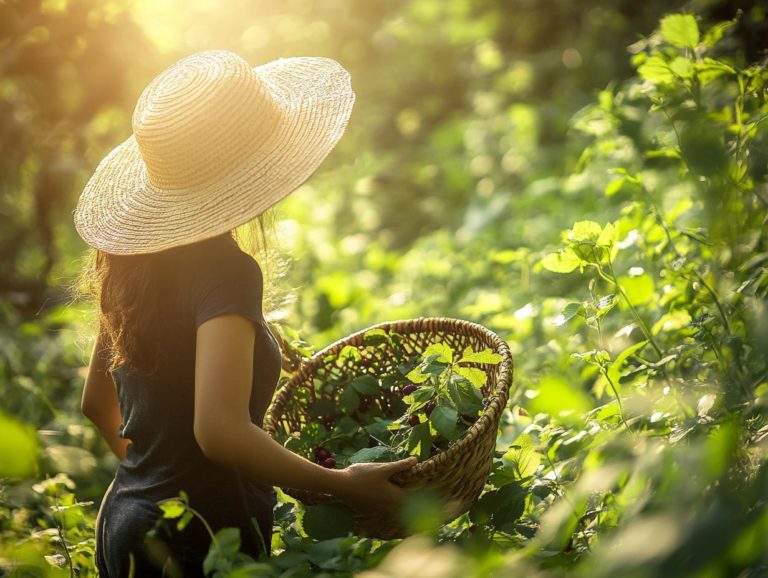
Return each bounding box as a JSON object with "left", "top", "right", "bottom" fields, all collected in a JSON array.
[
  {"left": 423, "top": 343, "right": 454, "bottom": 363},
  {"left": 458, "top": 345, "right": 502, "bottom": 364},
  {"left": 454, "top": 366, "right": 487, "bottom": 389},
  {"left": 0, "top": 412, "right": 39, "bottom": 479},
  {"left": 618, "top": 274, "right": 655, "bottom": 305},
  {"left": 660, "top": 13, "right": 699, "bottom": 48},
  {"left": 638, "top": 56, "right": 675, "bottom": 84},
  {"left": 542, "top": 249, "right": 581, "bottom": 273}
]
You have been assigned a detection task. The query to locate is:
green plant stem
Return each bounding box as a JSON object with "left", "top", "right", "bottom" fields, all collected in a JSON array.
[
  {"left": 647, "top": 203, "right": 732, "bottom": 335},
  {"left": 599, "top": 368, "right": 630, "bottom": 433},
  {"left": 51, "top": 478, "right": 75, "bottom": 578},
  {"left": 596, "top": 261, "right": 663, "bottom": 358}
]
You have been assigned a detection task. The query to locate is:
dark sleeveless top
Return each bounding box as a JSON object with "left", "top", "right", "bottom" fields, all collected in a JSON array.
[{"left": 94, "top": 234, "right": 282, "bottom": 578}]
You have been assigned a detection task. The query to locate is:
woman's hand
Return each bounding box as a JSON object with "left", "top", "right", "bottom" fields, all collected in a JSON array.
[{"left": 334, "top": 456, "right": 418, "bottom": 518}]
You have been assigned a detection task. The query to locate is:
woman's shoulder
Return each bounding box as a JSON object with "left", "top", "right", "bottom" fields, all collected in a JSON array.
[{"left": 181, "top": 235, "right": 263, "bottom": 280}]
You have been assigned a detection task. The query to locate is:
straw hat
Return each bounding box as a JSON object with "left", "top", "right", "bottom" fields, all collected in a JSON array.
[{"left": 73, "top": 49, "right": 355, "bottom": 255}]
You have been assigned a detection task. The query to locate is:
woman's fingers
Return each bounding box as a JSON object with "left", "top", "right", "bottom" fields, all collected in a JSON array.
[{"left": 383, "top": 456, "right": 418, "bottom": 476}]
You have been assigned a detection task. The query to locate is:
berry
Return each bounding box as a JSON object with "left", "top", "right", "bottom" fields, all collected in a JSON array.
[
  {"left": 322, "top": 457, "right": 336, "bottom": 468},
  {"left": 401, "top": 383, "right": 418, "bottom": 396},
  {"left": 425, "top": 400, "right": 436, "bottom": 417},
  {"left": 367, "top": 437, "right": 379, "bottom": 448},
  {"left": 315, "top": 447, "right": 331, "bottom": 461},
  {"left": 408, "top": 414, "right": 420, "bottom": 427},
  {"left": 323, "top": 414, "right": 335, "bottom": 429}
]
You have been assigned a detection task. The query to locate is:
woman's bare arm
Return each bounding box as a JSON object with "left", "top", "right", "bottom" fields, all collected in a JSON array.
[
  {"left": 80, "top": 323, "right": 131, "bottom": 462},
  {"left": 194, "top": 314, "right": 351, "bottom": 493}
]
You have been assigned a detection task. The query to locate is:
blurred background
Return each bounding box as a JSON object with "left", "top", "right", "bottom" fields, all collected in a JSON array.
[{"left": 1, "top": 0, "right": 767, "bottom": 576}]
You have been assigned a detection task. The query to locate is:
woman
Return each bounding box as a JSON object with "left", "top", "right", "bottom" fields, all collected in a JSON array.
[{"left": 74, "top": 49, "right": 418, "bottom": 577}]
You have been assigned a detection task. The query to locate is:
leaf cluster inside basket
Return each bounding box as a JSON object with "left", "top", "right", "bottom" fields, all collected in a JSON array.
[{"left": 278, "top": 328, "right": 502, "bottom": 469}]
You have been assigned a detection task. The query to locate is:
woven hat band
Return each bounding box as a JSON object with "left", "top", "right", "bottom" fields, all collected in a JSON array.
[{"left": 132, "top": 51, "right": 283, "bottom": 191}]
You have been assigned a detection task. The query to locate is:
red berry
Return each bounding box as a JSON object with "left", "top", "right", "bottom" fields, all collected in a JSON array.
[
  {"left": 408, "top": 414, "right": 420, "bottom": 427},
  {"left": 322, "top": 457, "right": 336, "bottom": 468},
  {"left": 315, "top": 447, "right": 331, "bottom": 461},
  {"left": 367, "top": 437, "right": 379, "bottom": 448},
  {"left": 401, "top": 383, "right": 418, "bottom": 396},
  {"left": 425, "top": 400, "right": 436, "bottom": 417}
]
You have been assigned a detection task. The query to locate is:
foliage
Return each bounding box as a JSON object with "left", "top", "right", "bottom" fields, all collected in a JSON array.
[{"left": 1, "top": 3, "right": 767, "bottom": 578}]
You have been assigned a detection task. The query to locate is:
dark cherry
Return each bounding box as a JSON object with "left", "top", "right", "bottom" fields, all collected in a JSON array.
[
  {"left": 401, "top": 383, "right": 418, "bottom": 396},
  {"left": 322, "top": 457, "right": 336, "bottom": 468},
  {"left": 367, "top": 437, "right": 379, "bottom": 448},
  {"left": 408, "top": 414, "right": 420, "bottom": 427},
  {"left": 315, "top": 447, "right": 331, "bottom": 461},
  {"left": 425, "top": 400, "right": 437, "bottom": 417}
]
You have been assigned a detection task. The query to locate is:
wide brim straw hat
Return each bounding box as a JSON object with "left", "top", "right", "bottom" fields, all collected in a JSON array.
[{"left": 73, "top": 49, "right": 355, "bottom": 255}]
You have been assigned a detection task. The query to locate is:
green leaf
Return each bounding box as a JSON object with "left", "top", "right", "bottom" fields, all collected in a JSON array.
[
  {"left": 541, "top": 249, "right": 581, "bottom": 273},
  {"left": 338, "top": 386, "right": 360, "bottom": 414},
  {"left": 596, "top": 223, "right": 616, "bottom": 247},
  {"left": 607, "top": 340, "right": 648, "bottom": 386},
  {"left": 422, "top": 343, "right": 454, "bottom": 363},
  {"left": 0, "top": 412, "right": 39, "bottom": 479},
  {"left": 303, "top": 504, "right": 355, "bottom": 540},
  {"left": 454, "top": 366, "right": 487, "bottom": 389},
  {"left": 660, "top": 14, "right": 700, "bottom": 48},
  {"left": 407, "top": 422, "right": 432, "bottom": 460},
  {"left": 447, "top": 375, "right": 484, "bottom": 414},
  {"left": 528, "top": 375, "right": 592, "bottom": 423},
  {"left": 350, "top": 375, "right": 379, "bottom": 395},
  {"left": 703, "top": 19, "right": 736, "bottom": 47},
  {"left": 458, "top": 345, "right": 502, "bottom": 364},
  {"left": 364, "top": 418, "right": 394, "bottom": 440},
  {"left": 177, "top": 510, "right": 194, "bottom": 532},
  {"left": 405, "top": 366, "right": 431, "bottom": 383},
  {"left": 669, "top": 56, "right": 694, "bottom": 78},
  {"left": 554, "top": 302, "right": 583, "bottom": 327},
  {"left": 568, "top": 221, "right": 603, "bottom": 242},
  {"left": 470, "top": 482, "right": 527, "bottom": 531},
  {"left": 415, "top": 385, "right": 437, "bottom": 403},
  {"left": 502, "top": 434, "right": 541, "bottom": 479},
  {"left": 363, "top": 328, "right": 391, "bottom": 346},
  {"left": 618, "top": 274, "right": 655, "bottom": 306},
  {"left": 430, "top": 404, "right": 460, "bottom": 442},
  {"left": 306, "top": 536, "right": 357, "bottom": 570},
  {"left": 605, "top": 176, "right": 626, "bottom": 197},
  {"left": 203, "top": 527, "right": 241, "bottom": 576},
  {"left": 159, "top": 500, "right": 185, "bottom": 520},
  {"left": 336, "top": 345, "right": 362, "bottom": 366},
  {"left": 638, "top": 55, "right": 675, "bottom": 84},
  {"left": 348, "top": 445, "right": 391, "bottom": 463}
]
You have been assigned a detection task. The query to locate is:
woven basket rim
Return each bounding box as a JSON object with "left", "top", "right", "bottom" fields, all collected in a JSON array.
[{"left": 264, "top": 316, "right": 515, "bottom": 490}]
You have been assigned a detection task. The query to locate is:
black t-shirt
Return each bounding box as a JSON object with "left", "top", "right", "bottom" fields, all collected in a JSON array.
[{"left": 95, "top": 234, "right": 282, "bottom": 578}]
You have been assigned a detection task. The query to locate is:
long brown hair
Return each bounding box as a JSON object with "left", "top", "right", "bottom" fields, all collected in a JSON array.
[{"left": 71, "top": 207, "right": 293, "bottom": 375}]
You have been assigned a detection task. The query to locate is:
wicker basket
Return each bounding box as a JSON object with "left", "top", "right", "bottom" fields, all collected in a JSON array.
[{"left": 263, "top": 317, "right": 514, "bottom": 540}]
